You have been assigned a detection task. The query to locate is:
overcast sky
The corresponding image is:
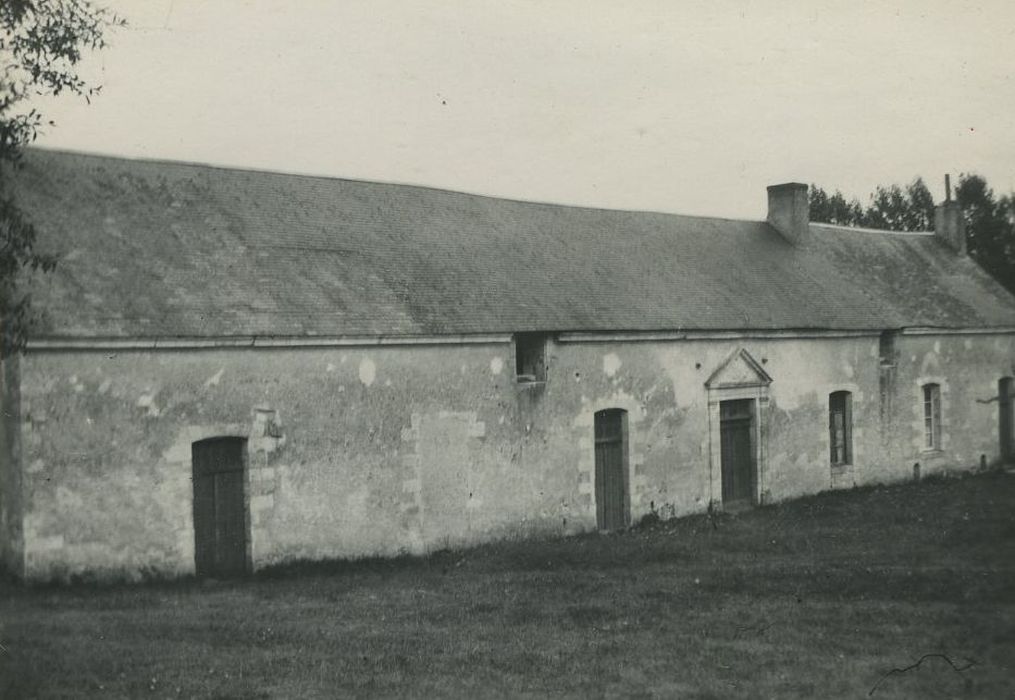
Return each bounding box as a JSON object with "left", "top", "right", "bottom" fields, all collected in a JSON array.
[{"left": 34, "top": 0, "right": 1015, "bottom": 219}]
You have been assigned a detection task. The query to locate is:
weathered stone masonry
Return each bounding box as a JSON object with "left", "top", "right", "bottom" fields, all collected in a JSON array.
[
  {"left": 6, "top": 330, "right": 1013, "bottom": 581},
  {"left": 6, "top": 151, "right": 1015, "bottom": 582}
]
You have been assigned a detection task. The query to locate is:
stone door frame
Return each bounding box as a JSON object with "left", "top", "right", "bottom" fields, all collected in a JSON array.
[{"left": 705, "top": 349, "right": 772, "bottom": 509}]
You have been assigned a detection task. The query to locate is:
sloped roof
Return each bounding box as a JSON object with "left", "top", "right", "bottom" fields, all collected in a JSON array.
[{"left": 12, "top": 149, "right": 1015, "bottom": 339}]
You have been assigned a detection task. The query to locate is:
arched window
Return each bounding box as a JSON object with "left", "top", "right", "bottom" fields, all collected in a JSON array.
[
  {"left": 829, "top": 391, "right": 852, "bottom": 466},
  {"left": 922, "top": 383, "right": 942, "bottom": 450}
]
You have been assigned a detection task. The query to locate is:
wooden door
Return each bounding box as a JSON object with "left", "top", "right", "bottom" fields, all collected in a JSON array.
[
  {"left": 720, "top": 399, "right": 755, "bottom": 504},
  {"left": 1002, "top": 378, "right": 1015, "bottom": 462},
  {"left": 192, "top": 438, "right": 247, "bottom": 577},
  {"left": 594, "top": 409, "right": 628, "bottom": 530}
]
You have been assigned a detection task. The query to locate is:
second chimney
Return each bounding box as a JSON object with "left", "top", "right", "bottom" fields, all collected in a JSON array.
[
  {"left": 934, "top": 175, "right": 966, "bottom": 255},
  {"left": 767, "top": 182, "right": 809, "bottom": 246}
]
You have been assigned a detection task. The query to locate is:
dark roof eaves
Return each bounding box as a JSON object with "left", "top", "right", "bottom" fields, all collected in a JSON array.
[{"left": 27, "top": 324, "right": 1015, "bottom": 346}]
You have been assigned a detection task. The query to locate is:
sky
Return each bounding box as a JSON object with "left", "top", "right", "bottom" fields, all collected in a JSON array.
[{"left": 33, "top": 0, "right": 1015, "bottom": 219}]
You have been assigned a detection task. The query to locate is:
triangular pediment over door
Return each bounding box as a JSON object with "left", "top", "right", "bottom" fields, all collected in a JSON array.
[{"left": 704, "top": 348, "right": 772, "bottom": 389}]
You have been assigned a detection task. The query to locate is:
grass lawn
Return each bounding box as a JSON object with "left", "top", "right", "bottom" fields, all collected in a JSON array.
[{"left": 1, "top": 471, "right": 1013, "bottom": 699}]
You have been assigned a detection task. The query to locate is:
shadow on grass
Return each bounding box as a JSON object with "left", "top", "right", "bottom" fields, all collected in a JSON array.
[{"left": 2, "top": 468, "right": 1011, "bottom": 596}]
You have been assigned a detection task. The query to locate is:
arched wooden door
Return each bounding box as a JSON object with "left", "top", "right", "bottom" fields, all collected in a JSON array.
[
  {"left": 594, "top": 409, "right": 629, "bottom": 530},
  {"left": 1001, "top": 378, "right": 1015, "bottom": 463},
  {"left": 192, "top": 437, "right": 248, "bottom": 577}
]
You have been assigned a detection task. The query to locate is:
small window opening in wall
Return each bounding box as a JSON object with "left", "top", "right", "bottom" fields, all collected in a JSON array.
[
  {"left": 879, "top": 330, "right": 897, "bottom": 367},
  {"left": 923, "top": 383, "right": 942, "bottom": 450},
  {"left": 829, "top": 391, "right": 852, "bottom": 466},
  {"left": 515, "top": 332, "right": 547, "bottom": 383}
]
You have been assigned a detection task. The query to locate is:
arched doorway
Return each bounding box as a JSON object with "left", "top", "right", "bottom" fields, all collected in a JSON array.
[
  {"left": 192, "top": 437, "right": 248, "bottom": 577},
  {"left": 594, "top": 409, "right": 629, "bottom": 530},
  {"left": 1001, "top": 378, "right": 1015, "bottom": 463}
]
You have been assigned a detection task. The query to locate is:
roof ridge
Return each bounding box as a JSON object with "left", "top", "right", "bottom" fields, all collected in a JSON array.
[{"left": 25, "top": 145, "right": 762, "bottom": 224}]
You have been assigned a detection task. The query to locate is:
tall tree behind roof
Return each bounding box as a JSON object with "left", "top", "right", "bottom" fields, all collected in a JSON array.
[
  {"left": 808, "top": 185, "right": 864, "bottom": 227},
  {"left": 957, "top": 174, "right": 1015, "bottom": 294},
  {"left": 860, "top": 178, "right": 936, "bottom": 232},
  {"left": 0, "top": 0, "right": 123, "bottom": 355}
]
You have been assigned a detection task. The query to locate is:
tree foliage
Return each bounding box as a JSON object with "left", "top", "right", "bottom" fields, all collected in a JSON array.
[
  {"left": 810, "top": 176, "right": 1015, "bottom": 293},
  {"left": 807, "top": 186, "right": 863, "bottom": 227},
  {"left": 809, "top": 178, "right": 936, "bottom": 232},
  {"left": 0, "top": 0, "right": 122, "bottom": 355},
  {"left": 956, "top": 175, "right": 1015, "bottom": 292},
  {"left": 864, "top": 179, "right": 936, "bottom": 232}
]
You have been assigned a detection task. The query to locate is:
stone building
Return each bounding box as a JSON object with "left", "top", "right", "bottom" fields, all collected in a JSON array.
[{"left": 2, "top": 150, "right": 1014, "bottom": 582}]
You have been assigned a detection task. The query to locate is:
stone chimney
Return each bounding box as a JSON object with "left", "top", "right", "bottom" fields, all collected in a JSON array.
[
  {"left": 766, "top": 182, "right": 809, "bottom": 246},
  {"left": 934, "top": 174, "right": 965, "bottom": 255}
]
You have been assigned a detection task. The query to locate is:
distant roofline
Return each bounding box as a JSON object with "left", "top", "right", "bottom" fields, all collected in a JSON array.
[
  {"left": 24, "top": 145, "right": 762, "bottom": 225},
  {"left": 810, "top": 221, "right": 935, "bottom": 237}
]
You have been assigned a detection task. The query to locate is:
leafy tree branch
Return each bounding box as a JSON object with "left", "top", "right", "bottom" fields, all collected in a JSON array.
[{"left": 0, "top": 0, "right": 123, "bottom": 355}]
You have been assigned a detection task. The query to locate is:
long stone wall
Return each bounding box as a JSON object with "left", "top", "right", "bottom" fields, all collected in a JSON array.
[{"left": 12, "top": 332, "right": 1015, "bottom": 581}]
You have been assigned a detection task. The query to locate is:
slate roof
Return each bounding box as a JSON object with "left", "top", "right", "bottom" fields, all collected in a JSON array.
[{"left": 13, "top": 149, "right": 1015, "bottom": 339}]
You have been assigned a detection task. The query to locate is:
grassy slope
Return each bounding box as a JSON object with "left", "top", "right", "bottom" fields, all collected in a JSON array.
[{"left": 1, "top": 471, "right": 1013, "bottom": 699}]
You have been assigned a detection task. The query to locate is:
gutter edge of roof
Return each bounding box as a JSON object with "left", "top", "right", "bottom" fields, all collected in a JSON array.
[{"left": 23, "top": 325, "right": 1015, "bottom": 351}]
